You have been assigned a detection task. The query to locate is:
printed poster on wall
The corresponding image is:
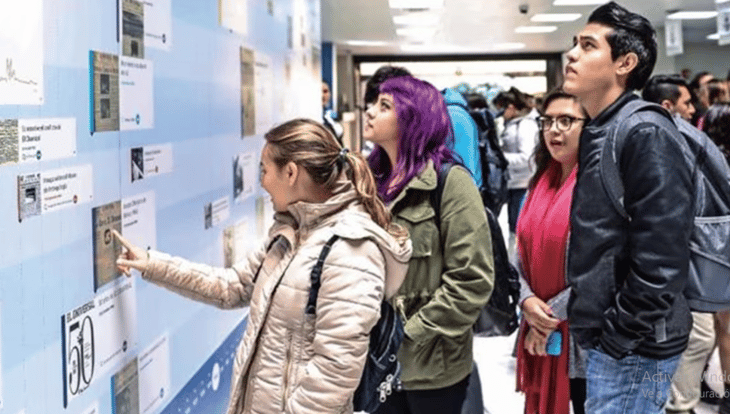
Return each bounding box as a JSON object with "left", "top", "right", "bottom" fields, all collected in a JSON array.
[
  {"left": 61, "top": 277, "right": 138, "bottom": 407},
  {"left": 138, "top": 334, "right": 171, "bottom": 414},
  {"left": 717, "top": 3, "right": 730, "bottom": 46},
  {"left": 204, "top": 196, "right": 230, "bottom": 230},
  {"left": 232, "top": 152, "right": 255, "bottom": 203},
  {"left": 0, "top": 0, "right": 43, "bottom": 104},
  {"left": 665, "top": 19, "right": 683, "bottom": 56},
  {"left": 240, "top": 47, "right": 255, "bottom": 137},
  {"left": 90, "top": 52, "right": 154, "bottom": 132},
  {"left": 119, "top": 57, "right": 154, "bottom": 130},
  {"left": 17, "top": 164, "right": 94, "bottom": 222},
  {"left": 0, "top": 118, "right": 76, "bottom": 166},
  {"left": 254, "top": 53, "right": 274, "bottom": 134},
  {"left": 219, "top": 0, "right": 248, "bottom": 35},
  {"left": 130, "top": 144, "right": 173, "bottom": 182},
  {"left": 121, "top": 0, "right": 145, "bottom": 58},
  {"left": 92, "top": 191, "right": 156, "bottom": 291},
  {"left": 144, "top": 0, "right": 172, "bottom": 50},
  {"left": 90, "top": 51, "right": 120, "bottom": 133}
]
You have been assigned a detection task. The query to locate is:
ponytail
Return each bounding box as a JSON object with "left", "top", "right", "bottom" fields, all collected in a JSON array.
[
  {"left": 343, "top": 151, "right": 408, "bottom": 243},
  {"left": 265, "top": 119, "right": 407, "bottom": 242}
]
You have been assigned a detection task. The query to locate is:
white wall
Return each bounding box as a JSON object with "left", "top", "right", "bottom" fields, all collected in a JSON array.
[{"left": 674, "top": 42, "right": 730, "bottom": 80}]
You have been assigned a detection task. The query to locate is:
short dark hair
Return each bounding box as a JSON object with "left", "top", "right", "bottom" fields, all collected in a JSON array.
[
  {"left": 689, "top": 71, "right": 713, "bottom": 93},
  {"left": 464, "top": 92, "right": 488, "bottom": 110},
  {"left": 492, "top": 87, "right": 529, "bottom": 111},
  {"left": 364, "top": 65, "right": 412, "bottom": 105},
  {"left": 642, "top": 74, "right": 689, "bottom": 105},
  {"left": 703, "top": 103, "right": 730, "bottom": 159},
  {"left": 588, "top": 1, "right": 657, "bottom": 91},
  {"left": 707, "top": 79, "right": 728, "bottom": 105}
]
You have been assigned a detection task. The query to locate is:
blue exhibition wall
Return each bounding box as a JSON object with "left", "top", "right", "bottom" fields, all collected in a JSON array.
[{"left": 0, "top": 0, "right": 321, "bottom": 413}]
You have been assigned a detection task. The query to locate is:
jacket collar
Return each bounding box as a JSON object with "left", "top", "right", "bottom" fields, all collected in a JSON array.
[
  {"left": 388, "top": 160, "right": 437, "bottom": 208},
  {"left": 269, "top": 174, "right": 360, "bottom": 245},
  {"left": 587, "top": 91, "right": 639, "bottom": 129}
]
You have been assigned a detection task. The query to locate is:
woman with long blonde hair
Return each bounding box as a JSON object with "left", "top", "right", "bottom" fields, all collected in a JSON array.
[{"left": 115, "top": 119, "right": 412, "bottom": 414}]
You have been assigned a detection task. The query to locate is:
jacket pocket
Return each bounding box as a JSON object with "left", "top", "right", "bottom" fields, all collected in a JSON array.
[
  {"left": 399, "top": 335, "right": 445, "bottom": 382},
  {"left": 398, "top": 205, "right": 437, "bottom": 259}
]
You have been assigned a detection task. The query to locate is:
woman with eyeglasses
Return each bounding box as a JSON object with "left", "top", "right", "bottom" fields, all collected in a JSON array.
[{"left": 515, "top": 90, "right": 589, "bottom": 414}]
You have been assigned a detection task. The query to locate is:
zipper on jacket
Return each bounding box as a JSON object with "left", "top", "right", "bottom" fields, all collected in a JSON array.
[{"left": 281, "top": 328, "right": 295, "bottom": 410}]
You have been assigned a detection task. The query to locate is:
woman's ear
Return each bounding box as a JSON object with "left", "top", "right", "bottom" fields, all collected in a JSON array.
[{"left": 285, "top": 161, "right": 299, "bottom": 187}]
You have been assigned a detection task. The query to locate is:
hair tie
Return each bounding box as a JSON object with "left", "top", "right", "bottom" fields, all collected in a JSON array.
[{"left": 338, "top": 147, "right": 350, "bottom": 166}]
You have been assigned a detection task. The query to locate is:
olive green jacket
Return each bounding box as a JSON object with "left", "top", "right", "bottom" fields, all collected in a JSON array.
[{"left": 389, "top": 162, "right": 494, "bottom": 390}]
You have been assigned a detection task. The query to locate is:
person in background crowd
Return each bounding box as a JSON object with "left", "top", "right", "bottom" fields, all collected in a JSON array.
[
  {"left": 704, "top": 102, "right": 730, "bottom": 160},
  {"left": 365, "top": 75, "right": 494, "bottom": 414},
  {"left": 322, "top": 81, "right": 344, "bottom": 145},
  {"left": 696, "top": 80, "right": 729, "bottom": 130},
  {"left": 442, "top": 87, "right": 483, "bottom": 189},
  {"left": 464, "top": 92, "right": 489, "bottom": 111},
  {"left": 516, "top": 89, "right": 589, "bottom": 414},
  {"left": 642, "top": 74, "right": 695, "bottom": 121},
  {"left": 681, "top": 68, "right": 692, "bottom": 80},
  {"left": 702, "top": 102, "right": 730, "bottom": 414},
  {"left": 114, "top": 119, "right": 412, "bottom": 414},
  {"left": 690, "top": 71, "right": 716, "bottom": 126},
  {"left": 362, "top": 66, "right": 413, "bottom": 157},
  {"left": 492, "top": 87, "right": 539, "bottom": 253},
  {"left": 563, "top": 2, "right": 693, "bottom": 413}
]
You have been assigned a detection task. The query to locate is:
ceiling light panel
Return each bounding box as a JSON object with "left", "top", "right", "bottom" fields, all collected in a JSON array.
[
  {"left": 707, "top": 33, "right": 720, "bottom": 40},
  {"left": 343, "top": 40, "right": 390, "bottom": 46},
  {"left": 492, "top": 42, "right": 527, "bottom": 51},
  {"left": 389, "top": 0, "right": 444, "bottom": 9},
  {"left": 553, "top": 0, "right": 605, "bottom": 5},
  {"left": 393, "top": 13, "right": 440, "bottom": 26},
  {"left": 667, "top": 11, "right": 718, "bottom": 19},
  {"left": 515, "top": 25, "right": 558, "bottom": 33},
  {"left": 396, "top": 27, "right": 437, "bottom": 38},
  {"left": 531, "top": 13, "right": 582, "bottom": 22}
]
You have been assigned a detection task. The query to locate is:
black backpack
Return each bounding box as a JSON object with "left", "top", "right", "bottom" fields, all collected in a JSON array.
[
  {"left": 600, "top": 100, "right": 730, "bottom": 312},
  {"left": 431, "top": 163, "right": 520, "bottom": 336},
  {"left": 468, "top": 107, "right": 510, "bottom": 217},
  {"left": 305, "top": 235, "right": 403, "bottom": 413}
]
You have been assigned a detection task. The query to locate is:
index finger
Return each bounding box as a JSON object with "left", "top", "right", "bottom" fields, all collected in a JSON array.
[{"left": 112, "top": 229, "right": 133, "bottom": 249}]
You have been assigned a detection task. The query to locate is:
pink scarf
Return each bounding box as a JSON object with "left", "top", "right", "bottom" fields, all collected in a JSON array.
[{"left": 515, "top": 161, "right": 577, "bottom": 414}]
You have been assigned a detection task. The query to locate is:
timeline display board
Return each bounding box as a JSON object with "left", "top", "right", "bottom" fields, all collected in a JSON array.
[{"left": 0, "top": 0, "right": 321, "bottom": 413}]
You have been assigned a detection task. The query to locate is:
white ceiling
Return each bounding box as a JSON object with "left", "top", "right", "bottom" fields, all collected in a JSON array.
[{"left": 322, "top": 0, "right": 723, "bottom": 55}]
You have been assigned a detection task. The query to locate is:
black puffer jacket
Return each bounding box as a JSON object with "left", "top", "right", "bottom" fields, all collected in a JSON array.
[{"left": 567, "top": 92, "right": 694, "bottom": 360}]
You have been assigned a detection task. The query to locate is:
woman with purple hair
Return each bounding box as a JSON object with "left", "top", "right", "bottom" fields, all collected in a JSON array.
[{"left": 365, "top": 75, "right": 494, "bottom": 414}]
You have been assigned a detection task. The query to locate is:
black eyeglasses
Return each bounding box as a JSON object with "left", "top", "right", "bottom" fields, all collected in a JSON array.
[{"left": 537, "top": 115, "right": 586, "bottom": 132}]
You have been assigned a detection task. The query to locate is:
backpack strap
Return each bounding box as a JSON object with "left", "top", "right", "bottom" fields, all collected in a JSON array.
[
  {"left": 305, "top": 235, "right": 340, "bottom": 315},
  {"left": 599, "top": 100, "right": 675, "bottom": 220},
  {"left": 429, "top": 162, "right": 454, "bottom": 231}
]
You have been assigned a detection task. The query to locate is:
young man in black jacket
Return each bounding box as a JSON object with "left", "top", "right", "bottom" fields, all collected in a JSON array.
[{"left": 563, "top": 2, "right": 693, "bottom": 413}]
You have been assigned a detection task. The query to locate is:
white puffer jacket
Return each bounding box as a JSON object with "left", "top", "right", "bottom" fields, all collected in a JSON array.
[{"left": 142, "top": 179, "right": 412, "bottom": 414}]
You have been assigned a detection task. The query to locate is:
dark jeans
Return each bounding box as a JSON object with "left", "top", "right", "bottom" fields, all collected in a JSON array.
[
  {"left": 374, "top": 373, "right": 470, "bottom": 414},
  {"left": 507, "top": 188, "right": 527, "bottom": 233},
  {"left": 585, "top": 348, "right": 681, "bottom": 414}
]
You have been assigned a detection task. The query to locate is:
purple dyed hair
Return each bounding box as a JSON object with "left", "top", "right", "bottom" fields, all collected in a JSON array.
[{"left": 367, "top": 76, "right": 456, "bottom": 202}]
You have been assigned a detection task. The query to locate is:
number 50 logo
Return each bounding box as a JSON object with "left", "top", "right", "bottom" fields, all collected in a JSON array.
[{"left": 63, "top": 314, "right": 95, "bottom": 406}]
